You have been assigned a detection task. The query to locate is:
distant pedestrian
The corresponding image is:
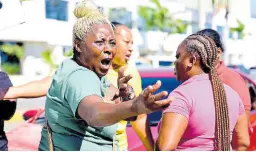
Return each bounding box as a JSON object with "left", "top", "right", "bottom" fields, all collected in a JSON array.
[{"left": 0, "top": 72, "right": 16, "bottom": 151}]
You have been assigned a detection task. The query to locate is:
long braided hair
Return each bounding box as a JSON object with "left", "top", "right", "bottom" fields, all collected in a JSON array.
[{"left": 184, "top": 34, "right": 230, "bottom": 151}]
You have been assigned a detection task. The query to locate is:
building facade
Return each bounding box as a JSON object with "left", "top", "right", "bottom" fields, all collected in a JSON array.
[{"left": 0, "top": 0, "right": 255, "bottom": 75}]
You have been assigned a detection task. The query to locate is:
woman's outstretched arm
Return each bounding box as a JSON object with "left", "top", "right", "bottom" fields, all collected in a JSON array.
[{"left": 4, "top": 76, "right": 52, "bottom": 99}]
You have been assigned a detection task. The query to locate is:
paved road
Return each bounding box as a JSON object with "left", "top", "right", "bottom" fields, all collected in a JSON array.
[{"left": 4, "top": 97, "right": 46, "bottom": 131}]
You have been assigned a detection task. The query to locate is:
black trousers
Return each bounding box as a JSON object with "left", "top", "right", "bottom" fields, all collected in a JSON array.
[{"left": 0, "top": 133, "right": 8, "bottom": 151}]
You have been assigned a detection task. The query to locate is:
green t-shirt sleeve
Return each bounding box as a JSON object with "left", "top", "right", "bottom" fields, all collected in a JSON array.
[{"left": 64, "top": 70, "right": 103, "bottom": 116}]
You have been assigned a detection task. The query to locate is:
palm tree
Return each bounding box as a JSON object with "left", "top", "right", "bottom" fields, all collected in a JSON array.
[
  {"left": 138, "top": 0, "right": 188, "bottom": 34},
  {"left": 211, "top": 0, "right": 230, "bottom": 19},
  {"left": 138, "top": 0, "right": 188, "bottom": 55}
]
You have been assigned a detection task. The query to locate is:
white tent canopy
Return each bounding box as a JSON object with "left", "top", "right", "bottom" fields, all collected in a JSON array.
[{"left": 0, "top": 19, "right": 73, "bottom": 46}]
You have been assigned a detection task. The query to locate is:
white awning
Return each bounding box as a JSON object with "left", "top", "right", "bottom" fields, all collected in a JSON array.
[{"left": 0, "top": 19, "right": 73, "bottom": 46}]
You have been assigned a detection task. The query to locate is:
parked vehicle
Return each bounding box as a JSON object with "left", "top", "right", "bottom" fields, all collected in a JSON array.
[
  {"left": 227, "top": 64, "right": 250, "bottom": 75},
  {"left": 129, "top": 67, "right": 256, "bottom": 150},
  {"left": 6, "top": 67, "right": 256, "bottom": 151},
  {"left": 249, "top": 67, "right": 256, "bottom": 82},
  {"left": 237, "top": 70, "right": 256, "bottom": 111}
]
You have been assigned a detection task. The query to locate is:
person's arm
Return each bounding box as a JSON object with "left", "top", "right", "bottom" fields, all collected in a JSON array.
[
  {"left": 155, "top": 90, "right": 190, "bottom": 151},
  {"left": 233, "top": 73, "right": 251, "bottom": 118},
  {"left": 3, "top": 76, "right": 52, "bottom": 99},
  {"left": 231, "top": 112, "right": 250, "bottom": 150},
  {"left": 155, "top": 112, "right": 188, "bottom": 151},
  {"left": 129, "top": 67, "right": 154, "bottom": 150},
  {"left": 78, "top": 81, "right": 172, "bottom": 127},
  {"left": 130, "top": 114, "right": 154, "bottom": 151}
]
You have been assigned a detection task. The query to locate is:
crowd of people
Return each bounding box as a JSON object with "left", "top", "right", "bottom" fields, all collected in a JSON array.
[{"left": 0, "top": 0, "right": 252, "bottom": 151}]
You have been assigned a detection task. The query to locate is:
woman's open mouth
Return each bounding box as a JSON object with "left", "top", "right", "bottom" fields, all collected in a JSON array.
[
  {"left": 125, "top": 54, "right": 131, "bottom": 60},
  {"left": 100, "top": 58, "right": 111, "bottom": 70}
]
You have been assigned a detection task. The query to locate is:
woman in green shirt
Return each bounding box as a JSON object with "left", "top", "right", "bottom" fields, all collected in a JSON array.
[{"left": 37, "top": 0, "right": 172, "bottom": 151}]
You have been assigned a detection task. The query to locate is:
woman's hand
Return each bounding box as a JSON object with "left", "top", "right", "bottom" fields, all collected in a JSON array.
[
  {"left": 118, "top": 66, "right": 134, "bottom": 99},
  {"left": 112, "top": 66, "right": 134, "bottom": 102},
  {"left": 132, "top": 80, "right": 173, "bottom": 114},
  {"left": 115, "top": 66, "right": 137, "bottom": 121}
]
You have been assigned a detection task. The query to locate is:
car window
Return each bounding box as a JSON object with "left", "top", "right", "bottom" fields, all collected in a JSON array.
[
  {"left": 159, "top": 61, "right": 173, "bottom": 67},
  {"left": 141, "top": 77, "right": 181, "bottom": 125},
  {"left": 250, "top": 70, "right": 256, "bottom": 81},
  {"left": 228, "top": 65, "right": 250, "bottom": 74}
]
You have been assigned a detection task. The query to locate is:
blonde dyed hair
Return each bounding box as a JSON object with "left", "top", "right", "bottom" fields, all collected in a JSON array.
[{"left": 73, "top": 0, "right": 113, "bottom": 45}]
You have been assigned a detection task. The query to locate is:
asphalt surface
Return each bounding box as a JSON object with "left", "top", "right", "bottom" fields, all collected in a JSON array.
[{"left": 4, "top": 97, "right": 46, "bottom": 131}]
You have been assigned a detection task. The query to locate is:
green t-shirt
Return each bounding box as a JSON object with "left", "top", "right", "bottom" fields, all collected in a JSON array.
[{"left": 38, "top": 59, "right": 118, "bottom": 151}]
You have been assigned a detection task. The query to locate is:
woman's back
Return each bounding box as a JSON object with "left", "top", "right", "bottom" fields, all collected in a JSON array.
[{"left": 159, "top": 74, "right": 244, "bottom": 150}]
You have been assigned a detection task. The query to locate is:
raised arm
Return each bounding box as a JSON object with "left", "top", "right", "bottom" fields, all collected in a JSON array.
[
  {"left": 128, "top": 68, "right": 154, "bottom": 150},
  {"left": 130, "top": 114, "right": 154, "bottom": 151},
  {"left": 4, "top": 76, "right": 52, "bottom": 99}
]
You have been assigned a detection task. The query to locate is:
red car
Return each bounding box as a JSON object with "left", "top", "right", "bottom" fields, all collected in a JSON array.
[{"left": 6, "top": 67, "right": 256, "bottom": 151}]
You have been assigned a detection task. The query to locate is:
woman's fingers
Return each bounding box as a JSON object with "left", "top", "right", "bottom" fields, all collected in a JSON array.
[
  {"left": 119, "top": 75, "right": 133, "bottom": 89},
  {"left": 152, "top": 91, "right": 168, "bottom": 101},
  {"left": 152, "top": 97, "right": 174, "bottom": 109},
  {"left": 151, "top": 80, "right": 162, "bottom": 92},
  {"left": 142, "top": 85, "right": 153, "bottom": 98},
  {"left": 112, "top": 92, "right": 120, "bottom": 101},
  {"left": 118, "top": 66, "right": 127, "bottom": 78},
  {"left": 142, "top": 80, "right": 162, "bottom": 99}
]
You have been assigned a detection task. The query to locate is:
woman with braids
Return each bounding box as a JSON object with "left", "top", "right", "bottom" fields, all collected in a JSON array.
[
  {"left": 197, "top": 29, "right": 251, "bottom": 119},
  {"left": 197, "top": 29, "right": 253, "bottom": 135},
  {"left": 36, "top": 0, "right": 172, "bottom": 151},
  {"left": 155, "top": 34, "right": 250, "bottom": 151}
]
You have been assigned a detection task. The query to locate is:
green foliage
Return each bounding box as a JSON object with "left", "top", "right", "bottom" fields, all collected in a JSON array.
[
  {"left": 2, "top": 63, "right": 20, "bottom": 75},
  {"left": 41, "top": 49, "right": 58, "bottom": 72},
  {"left": 0, "top": 44, "right": 24, "bottom": 75},
  {"left": 0, "top": 44, "right": 24, "bottom": 60},
  {"left": 171, "top": 19, "right": 188, "bottom": 34},
  {"left": 212, "top": 0, "right": 216, "bottom": 5},
  {"left": 64, "top": 49, "right": 73, "bottom": 57},
  {"left": 230, "top": 19, "right": 245, "bottom": 39},
  {"left": 138, "top": 0, "right": 188, "bottom": 33}
]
